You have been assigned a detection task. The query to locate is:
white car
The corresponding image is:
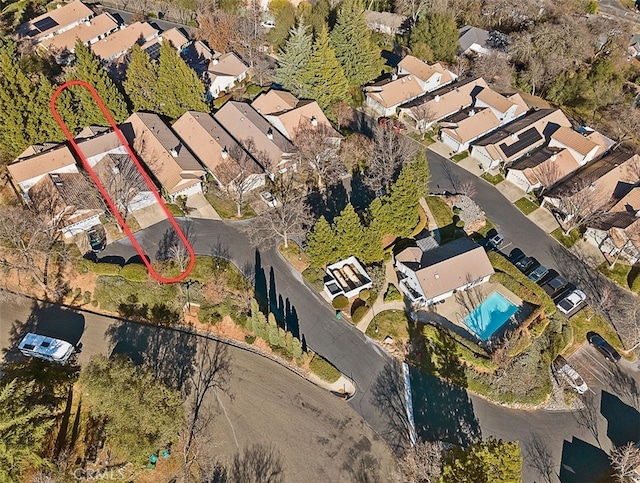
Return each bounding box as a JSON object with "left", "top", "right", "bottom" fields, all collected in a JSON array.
[
  {"left": 557, "top": 289, "right": 586, "bottom": 315},
  {"left": 489, "top": 233, "right": 504, "bottom": 247},
  {"left": 260, "top": 20, "right": 275, "bottom": 28},
  {"left": 553, "top": 355, "right": 588, "bottom": 394},
  {"left": 260, "top": 191, "right": 277, "bottom": 207}
]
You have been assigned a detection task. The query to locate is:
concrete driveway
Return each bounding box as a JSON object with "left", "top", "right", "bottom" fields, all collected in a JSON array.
[
  {"left": 132, "top": 202, "right": 168, "bottom": 229},
  {"left": 186, "top": 193, "right": 221, "bottom": 220}
]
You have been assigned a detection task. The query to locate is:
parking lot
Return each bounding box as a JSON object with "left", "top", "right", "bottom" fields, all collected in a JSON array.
[{"left": 567, "top": 344, "right": 619, "bottom": 391}]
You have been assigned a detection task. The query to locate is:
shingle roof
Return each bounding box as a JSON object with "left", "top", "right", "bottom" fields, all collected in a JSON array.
[
  {"left": 398, "top": 55, "right": 456, "bottom": 85},
  {"left": 251, "top": 90, "right": 299, "bottom": 115},
  {"left": 268, "top": 100, "right": 340, "bottom": 140},
  {"left": 208, "top": 52, "right": 249, "bottom": 77},
  {"left": 458, "top": 25, "right": 490, "bottom": 53},
  {"left": 610, "top": 186, "right": 640, "bottom": 213},
  {"left": 30, "top": 172, "right": 104, "bottom": 212},
  {"left": 366, "top": 74, "right": 424, "bottom": 109},
  {"left": 39, "top": 12, "right": 118, "bottom": 52},
  {"left": 441, "top": 108, "right": 500, "bottom": 143},
  {"left": 8, "top": 145, "right": 77, "bottom": 185},
  {"left": 17, "top": 0, "right": 94, "bottom": 39},
  {"left": 476, "top": 88, "right": 517, "bottom": 114},
  {"left": 161, "top": 27, "right": 189, "bottom": 49},
  {"left": 91, "top": 21, "right": 158, "bottom": 60},
  {"left": 551, "top": 127, "right": 598, "bottom": 156},
  {"left": 93, "top": 153, "right": 150, "bottom": 194}
]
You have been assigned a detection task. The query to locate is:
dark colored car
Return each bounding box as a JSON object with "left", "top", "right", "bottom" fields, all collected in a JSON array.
[
  {"left": 87, "top": 225, "right": 106, "bottom": 253},
  {"left": 515, "top": 256, "right": 538, "bottom": 274},
  {"left": 509, "top": 248, "right": 525, "bottom": 264},
  {"left": 542, "top": 275, "right": 569, "bottom": 297},
  {"left": 588, "top": 332, "right": 621, "bottom": 362},
  {"left": 528, "top": 264, "right": 549, "bottom": 284}
]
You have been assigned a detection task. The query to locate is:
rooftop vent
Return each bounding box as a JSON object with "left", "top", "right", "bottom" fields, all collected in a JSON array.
[
  {"left": 212, "top": 58, "right": 219, "bottom": 65},
  {"left": 550, "top": 154, "right": 557, "bottom": 161},
  {"left": 510, "top": 133, "right": 518, "bottom": 142},
  {"left": 221, "top": 147, "right": 228, "bottom": 159},
  {"left": 434, "top": 95, "right": 440, "bottom": 102},
  {"left": 434, "top": 273, "right": 439, "bottom": 279},
  {"left": 267, "top": 127, "right": 273, "bottom": 140},
  {"left": 391, "top": 73, "right": 398, "bottom": 81},
  {"left": 310, "top": 116, "right": 318, "bottom": 127},
  {"left": 468, "top": 109, "right": 475, "bottom": 117}
]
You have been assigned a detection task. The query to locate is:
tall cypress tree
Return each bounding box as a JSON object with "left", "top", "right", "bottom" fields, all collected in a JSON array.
[
  {"left": 123, "top": 45, "right": 160, "bottom": 112},
  {"left": 330, "top": 0, "right": 381, "bottom": 87},
  {"left": 275, "top": 22, "right": 313, "bottom": 98},
  {"left": 71, "top": 40, "right": 128, "bottom": 125},
  {"left": 300, "top": 25, "right": 349, "bottom": 110},
  {"left": 156, "top": 41, "right": 209, "bottom": 119},
  {"left": 332, "top": 203, "right": 365, "bottom": 260},
  {"left": 306, "top": 215, "right": 336, "bottom": 267},
  {"left": 386, "top": 164, "right": 420, "bottom": 238}
]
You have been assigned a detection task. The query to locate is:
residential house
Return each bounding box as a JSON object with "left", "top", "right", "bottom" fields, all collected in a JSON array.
[
  {"left": 214, "top": 101, "right": 296, "bottom": 173},
  {"left": 506, "top": 127, "right": 615, "bottom": 193},
  {"left": 172, "top": 111, "right": 265, "bottom": 191},
  {"left": 470, "top": 109, "right": 572, "bottom": 170},
  {"left": 543, "top": 151, "right": 640, "bottom": 216},
  {"left": 251, "top": 90, "right": 299, "bottom": 116},
  {"left": 585, "top": 187, "right": 640, "bottom": 264},
  {"left": 394, "top": 237, "right": 494, "bottom": 307},
  {"left": 323, "top": 256, "right": 372, "bottom": 300},
  {"left": 458, "top": 26, "right": 490, "bottom": 56},
  {"left": 364, "top": 10, "right": 407, "bottom": 36},
  {"left": 39, "top": 12, "right": 119, "bottom": 56},
  {"left": 365, "top": 55, "right": 457, "bottom": 117},
  {"left": 161, "top": 27, "right": 190, "bottom": 51},
  {"left": 91, "top": 21, "right": 159, "bottom": 62},
  {"left": 120, "top": 112, "right": 206, "bottom": 201},
  {"left": 75, "top": 130, "right": 128, "bottom": 166},
  {"left": 17, "top": 0, "right": 94, "bottom": 43},
  {"left": 28, "top": 173, "right": 104, "bottom": 237},
  {"left": 263, "top": 100, "right": 341, "bottom": 142},
  {"left": 398, "top": 77, "right": 489, "bottom": 131},
  {"left": 629, "top": 33, "right": 640, "bottom": 58},
  {"left": 7, "top": 145, "right": 79, "bottom": 195},
  {"left": 205, "top": 52, "right": 250, "bottom": 98},
  {"left": 439, "top": 89, "right": 528, "bottom": 153}
]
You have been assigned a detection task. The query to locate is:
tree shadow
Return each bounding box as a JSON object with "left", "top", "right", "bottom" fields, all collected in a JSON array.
[
  {"left": 600, "top": 390, "right": 640, "bottom": 448},
  {"left": 609, "top": 365, "right": 640, "bottom": 410},
  {"left": 94, "top": 255, "right": 126, "bottom": 266},
  {"left": 305, "top": 182, "right": 349, "bottom": 223},
  {"left": 349, "top": 173, "right": 376, "bottom": 212},
  {"left": 228, "top": 442, "right": 285, "bottom": 483},
  {"left": 105, "top": 320, "right": 197, "bottom": 395},
  {"left": 559, "top": 437, "right": 613, "bottom": 483}
]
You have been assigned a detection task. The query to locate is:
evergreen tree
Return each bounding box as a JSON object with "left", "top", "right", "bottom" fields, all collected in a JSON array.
[
  {"left": 441, "top": 437, "right": 522, "bottom": 483},
  {"left": 0, "top": 379, "right": 54, "bottom": 481},
  {"left": 332, "top": 203, "right": 365, "bottom": 260},
  {"left": 410, "top": 12, "right": 459, "bottom": 62},
  {"left": 71, "top": 41, "right": 128, "bottom": 125},
  {"left": 267, "top": 312, "right": 281, "bottom": 347},
  {"left": 407, "top": 150, "right": 431, "bottom": 199},
  {"left": 123, "top": 45, "right": 160, "bottom": 112},
  {"left": 306, "top": 215, "right": 336, "bottom": 267},
  {"left": 300, "top": 25, "right": 349, "bottom": 110},
  {"left": 275, "top": 23, "right": 313, "bottom": 98},
  {"left": 291, "top": 336, "right": 303, "bottom": 359},
  {"left": 386, "top": 163, "right": 421, "bottom": 237},
  {"left": 285, "top": 331, "right": 295, "bottom": 355},
  {"left": 266, "top": 1, "right": 297, "bottom": 50},
  {"left": 330, "top": 0, "right": 381, "bottom": 87},
  {"left": 156, "top": 41, "right": 209, "bottom": 119}
]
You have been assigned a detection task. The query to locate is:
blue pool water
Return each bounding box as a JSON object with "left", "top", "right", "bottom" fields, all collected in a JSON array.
[{"left": 463, "top": 291, "right": 518, "bottom": 341}]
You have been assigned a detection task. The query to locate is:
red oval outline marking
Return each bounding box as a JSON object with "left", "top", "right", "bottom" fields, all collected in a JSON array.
[{"left": 50, "top": 80, "right": 195, "bottom": 284}]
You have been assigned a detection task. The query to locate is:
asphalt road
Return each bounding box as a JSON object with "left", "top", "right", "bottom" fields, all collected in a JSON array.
[{"left": 0, "top": 297, "right": 397, "bottom": 481}]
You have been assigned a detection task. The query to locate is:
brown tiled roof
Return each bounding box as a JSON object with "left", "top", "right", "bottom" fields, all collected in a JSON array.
[
  {"left": 40, "top": 12, "right": 118, "bottom": 52},
  {"left": 441, "top": 108, "right": 500, "bottom": 143},
  {"left": 161, "top": 27, "right": 189, "bottom": 49},
  {"left": 8, "top": 145, "right": 77, "bottom": 185},
  {"left": 366, "top": 75, "right": 424, "bottom": 109},
  {"left": 91, "top": 22, "right": 158, "bottom": 60},
  {"left": 17, "top": 0, "right": 94, "bottom": 39},
  {"left": 396, "top": 238, "right": 494, "bottom": 300},
  {"left": 120, "top": 112, "right": 205, "bottom": 195},
  {"left": 398, "top": 55, "right": 455, "bottom": 84},
  {"left": 269, "top": 101, "right": 341, "bottom": 140},
  {"left": 208, "top": 52, "right": 248, "bottom": 77},
  {"left": 251, "top": 90, "right": 299, "bottom": 115},
  {"left": 551, "top": 127, "right": 598, "bottom": 156}
]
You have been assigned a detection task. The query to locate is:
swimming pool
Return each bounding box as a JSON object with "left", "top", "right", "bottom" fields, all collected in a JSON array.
[{"left": 463, "top": 291, "right": 518, "bottom": 341}]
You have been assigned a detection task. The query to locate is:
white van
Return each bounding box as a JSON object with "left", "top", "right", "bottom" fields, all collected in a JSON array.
[{"left": 18, "top": 333, "right": 75, "bottom": 363}]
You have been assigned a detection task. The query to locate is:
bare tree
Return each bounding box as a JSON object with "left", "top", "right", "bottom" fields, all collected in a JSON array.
[
  {"left": 95, "top": 154, "right": 144, "bottom": 222},
  {"left": 604, "top": 102, "right": 640, "bottom": 149},
  {"left": 330, "top": 102, "right": 355, "bottom": 131},
  {"left": 610, "top": 443, "right": 640, "bottom": 483},
  {"left": 365, "top": 124, "right": 418, "bottom": 194},
  {"left": 552, "top": 188, "right": 605, "bottom": 235},
  {"left": 339, "top": 133, "right": 373, "bottom": 172},
  {"left": 293, "top": 121, "right": 343, "bottom": 192},
  {"left": 197, "top": 10, "right": 238, "bottom": 53},
  {"left": 524, "top": 432, "right": 556, "bottom": 483},
  {"left": 457, "top": 180, "right": 477, "bottom": 198},
  {"left": 214, "top": 144, "right": 263, "bottom": 218},
  {"left": 470, "top": 52, "right": 514, "bottom": 91},
  {"left": 409, "top": 102, "right": 437, "bottom": 136},
  {"left": 573, "top": 391, "right": 601, "bottom": 448},
  {"left": 533, "top": 159, "right": 563, "bottom": 192},
  {"left": 394, "top": 439, "right": 444, "bottom": 483}
]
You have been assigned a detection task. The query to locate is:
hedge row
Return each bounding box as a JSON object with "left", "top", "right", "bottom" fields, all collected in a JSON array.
[
  {"left": 309, "top": 354, "right": 341, "bottom": 383},
  {"left": 488, "top": 252, "right": 556, "bottom": 316},
  {"left": 75, "top": 259, "right": 149, "bottom": 282}
]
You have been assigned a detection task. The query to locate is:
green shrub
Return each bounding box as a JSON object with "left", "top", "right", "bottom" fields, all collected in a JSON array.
[
  {"left": 302, "top": 267, "right": 325, "bottom": 292},
  {"left": 529, "top": 316, "right": 551, "bottom": 338},
  {"left": 245, "top": 334, "right": 256, "bottom": 344},
  {"left": 384, "top": 283, "right": 403, "bottom": 302},
  {"left": 91, "top": 262, "right": 122, "bottom": 276},
  {"left": 120, "top": 264, "right": 149, "bottom": 282},
  {"left": 359, "top": 289, "right": 370, "bottom": 302},
  {"left": 352, "top": 305, "right": 370, "bottom": 324},
  {"left": 309, "top": 354, "right": 341, "bottom": 383},
  {"left": 332, "top": 295, "right": 349, "bottom": 310},
  {"left": 75, "top": 258, "right": 93, "bottom": 274},
  {"left": 83, "top": 291, "right": 92, "bottom": 305},
  {"left": 198, "top": 305, "right": 224, "bottom": 325}
]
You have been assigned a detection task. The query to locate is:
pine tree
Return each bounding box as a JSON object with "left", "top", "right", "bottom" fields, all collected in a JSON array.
[
  {"left": 300, "top": 25, "right": 349, "bottom": 110},
  {"left": 306, "top": 215, "right": 336, "bottom": 267},
  {"left": 156, "top": 41, "right": 209, "bottom": 119},
  {"left": 330, "top": 0, "right": 381, "bottom": 87},
  {"left": 441, "top": 437, "right": 522, "bottom": 483},
  {"left": 410, "top": 12, "right": 459, "bottom": 62},
  {"left": 332, "top": 204, "right": 366, "bottom": 260},
  {"left": 123, "top": 45, "right": 160, "bottom": 112},
  {"left": 275, "top": 22, "right": 313, "bottom": 98},
  {"left": 71, "top": 40, "right": 128, "bottom": 125},
  {"left": 386, "top": 164, "right": 421, "bottom": 238},
  {"left": 407, "top": 150, "right": 431, "bottom": 199}
]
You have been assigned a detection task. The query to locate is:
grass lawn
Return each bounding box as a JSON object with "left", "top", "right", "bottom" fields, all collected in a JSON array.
[
  {"left": 597, "top": 261, "right": 632, "bottom": 289},
  {"left": 425, "top": 195, "right": 453, "bottom": 227},
  {"left": 94, "top": 276, "right": 179, "bottom": 313},
  {"left": 165, "top": 204, "right": 184, "bottom": 217},
  {"left": 278, "top": 242, "right": 310, "bottom": 273},
  {"left": 551, "top": 228, "right": 581, "bottom": 249},
  {"left": 563, "top": 308, "right": 624, "bottom": 357},
  {"left": 451, "top": 151, "right": 469, "bottom": 162},
  {"left": 309, "top": 354, "right": 341, "bottom": 383},
  {"left": 366, "top": 309, "right": 410, "bottom": 341},
  {"left": 481, "top": 172, "right": 504, "bottom": 185},
  {"left": 514, "top": 197, "right": 539, "bottom": 215},
  {"left": 205, "top": 193, "right": 256, "bottom": 219}
]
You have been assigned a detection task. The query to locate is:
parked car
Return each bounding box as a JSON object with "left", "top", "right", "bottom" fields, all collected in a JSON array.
[
  {"left": 18, "top": 333, "right": 75, "bottom": 363},
  {"left": 557, "top": 289, "right": 586, "bottom": 315},
  {"left": 528, "top": 265, "right": 549, "bottom": 284},
  {"left": 489, "top": 233, "right": 504, "bottom": 247},
  {"left": 515, "top": 256, "right": 538, "bottom": 274},
  {"left": 87, "top": 224, "right": 106, "bottom": 253},
  {"left": 588, "top": 332, "right": 621, "bottom": 362},
  {"left": 260, "top": 20, "right": 276, "bottom": 28},
  {"left": 553, "top": 355, "right": 588, "bottom": 394},
  {"left": 260, "top": 191, "right": 277, "bottom": 207},
  {"left": 378, "top": 117, "right": 406, "bottom": 134},
  {"left": 508, "top": 248, "right": 525, "bottom": 263},
  {"left": 543, "top": 275, "right": 569, "bottom": 297}
]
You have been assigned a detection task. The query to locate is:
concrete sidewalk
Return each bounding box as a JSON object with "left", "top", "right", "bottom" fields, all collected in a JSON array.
[{"left": 356, "top": 259, "right": 405, "bottom": 333}]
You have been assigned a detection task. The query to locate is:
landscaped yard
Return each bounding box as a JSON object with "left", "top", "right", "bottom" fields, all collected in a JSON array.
[
  {"left": 278, "top": 242, "right": 310, "bottom": 273},
  {"left": 597, "top": 261, "right": 632, "bottom": 288},
  {"left": 562, "top": 307, "right": 623, "bottom": 357},
  {"left": 514, "top": 197, "right": 539, "bottom": 215},
  {"left": 366, "top": 309, "right": 410, "bottom": 341},
  {"left": 480, "top": 172, "right": 504, "bottom": 185},
  {"left": 451, "top": 151, "right": 469, "bottom": 162},
  {"left": 551, "top": 227, "right": 581, "bottom": 248},
  {"left": 425, "top": 195, "right": 453, "bottom": 227},
  {"left": 205, "top": 192, "right": 256, "bottom": 219}
]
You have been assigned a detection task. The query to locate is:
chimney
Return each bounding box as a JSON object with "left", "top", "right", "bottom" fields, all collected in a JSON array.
[
  {"left": 221, "top": 147, "right": 228, "bottom": 159},
  {"left": 468, "top": 109, "right": 475, "bottom": 116},
  {"left": 310, "top": 116, "right": 318, "bottom": 127},
  {"left": 391, "top": 73, "right": 398, "bottom": 81},
  {"left": 212, "top": 58, "right": 219, "bottom": 65},
  {"left": 267, "top": 127, "right": 273, "bottom": 140},
  {"left": 510, "top": 133, "right": 518, "bottom": 142},
  {"left": 550, "top": 154, "right": 557, "bottom": 161},
  {"left": 434, "top": 95, "right": 440, "bottom": 102}
]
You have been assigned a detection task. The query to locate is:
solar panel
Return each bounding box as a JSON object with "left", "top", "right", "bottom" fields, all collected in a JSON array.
[
  {"left": 144, "top": 42, "right": 161, "bottom": 60},
  {"left": 33, "top": 17, "right": 59, "bottom": 33},
  {"left": 499, "top": 127, "right": 543, "bottom": 159}
]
